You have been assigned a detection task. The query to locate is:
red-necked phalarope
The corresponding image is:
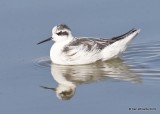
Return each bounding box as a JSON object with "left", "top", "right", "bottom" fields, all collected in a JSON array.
[{"left": 37, "top": 24, "right": 140, "bottom": 65}]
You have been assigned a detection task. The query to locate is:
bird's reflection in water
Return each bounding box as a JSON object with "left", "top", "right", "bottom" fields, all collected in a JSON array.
[{"left": 41, "top": 58, "right": 141, "bottom": 100}]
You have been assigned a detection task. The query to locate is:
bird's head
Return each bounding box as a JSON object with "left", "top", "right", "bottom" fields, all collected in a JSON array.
[{"left": 37, "top": 24, "right": 73, "bottom": 45}]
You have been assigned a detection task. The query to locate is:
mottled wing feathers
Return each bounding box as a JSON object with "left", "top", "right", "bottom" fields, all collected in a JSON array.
[{"left": 63, "top": 28, "right": 136, "bottom": 54}]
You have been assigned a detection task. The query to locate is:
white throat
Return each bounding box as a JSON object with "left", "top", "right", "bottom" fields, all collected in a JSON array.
[{"left": 55, "top": 35, "right": 73, "bottom": 47}]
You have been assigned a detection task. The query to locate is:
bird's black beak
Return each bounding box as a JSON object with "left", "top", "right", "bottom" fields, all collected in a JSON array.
[
  {"left": 37, "top": 37, "right": 52, "bottom": 45},
  {"left": 40, "top": 86, "right": 56, "bottom": 91}
]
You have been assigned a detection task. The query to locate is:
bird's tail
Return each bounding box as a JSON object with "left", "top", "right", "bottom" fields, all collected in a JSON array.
[
  {"left": 111, "top": 28, "right": 140, "bottom": 41},
  {"left": 101, "top": 28, "right": 140, "bottom": 61}
]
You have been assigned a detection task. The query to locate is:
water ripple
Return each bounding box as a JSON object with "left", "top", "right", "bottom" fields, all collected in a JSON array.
[{"left": 122, "top": 41, "right": 160, "bottom": 79}]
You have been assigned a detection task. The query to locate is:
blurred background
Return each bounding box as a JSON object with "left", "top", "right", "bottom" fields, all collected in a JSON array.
[{"left": 0, "top": 0, "right": 160, "bottom": 114}]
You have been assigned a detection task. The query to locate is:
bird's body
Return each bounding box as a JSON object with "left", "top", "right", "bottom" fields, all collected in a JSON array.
[{"left": 38, "top": 24, "right": 140, "bottom": 65}]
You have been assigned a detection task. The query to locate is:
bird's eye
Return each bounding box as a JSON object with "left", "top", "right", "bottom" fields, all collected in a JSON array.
[
  {"left": 56, "top": 31, "right": 68, "bottom": 36},
  {"left": 56, "top": 31, "right": 63, "bottom": 35}
]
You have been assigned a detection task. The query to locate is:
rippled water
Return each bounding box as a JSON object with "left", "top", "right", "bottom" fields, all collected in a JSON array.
[
  {"left": 34, "top": 41, "right": 160, "bottom": 100},
  {"left": 1, "top": 0, "right": 160, "bottom": 114},
  {"left": 123, "top": 41, "right": 160, "bottom": 78}
]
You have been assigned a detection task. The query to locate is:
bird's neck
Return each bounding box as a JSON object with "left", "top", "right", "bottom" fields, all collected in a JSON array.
[{"left": 56, "top": 36, "right": 74, "bottom": 47}]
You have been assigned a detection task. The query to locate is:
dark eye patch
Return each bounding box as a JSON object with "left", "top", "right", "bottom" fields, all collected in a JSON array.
[{"left": 56, "top": 31, "right": 69, "bottom": 36}]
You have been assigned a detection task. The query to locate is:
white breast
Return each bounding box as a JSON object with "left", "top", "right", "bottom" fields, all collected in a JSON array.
[{"left": 50, "top": 43, "right": 65, "bottom": 64}]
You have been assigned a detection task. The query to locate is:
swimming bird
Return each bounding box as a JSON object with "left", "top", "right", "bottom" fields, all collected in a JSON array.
[{"left": 37, "top": 24, "right": 140, "bottom": 65}]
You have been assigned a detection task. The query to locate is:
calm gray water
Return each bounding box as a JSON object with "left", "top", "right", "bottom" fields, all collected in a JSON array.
[{"left": 0, "top": 0, "right": 160, "bottom": 114}]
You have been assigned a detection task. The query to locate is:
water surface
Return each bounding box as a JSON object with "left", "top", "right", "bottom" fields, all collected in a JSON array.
[{"left": 0, "top": 0, "right": 160, "bottom": 114}]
